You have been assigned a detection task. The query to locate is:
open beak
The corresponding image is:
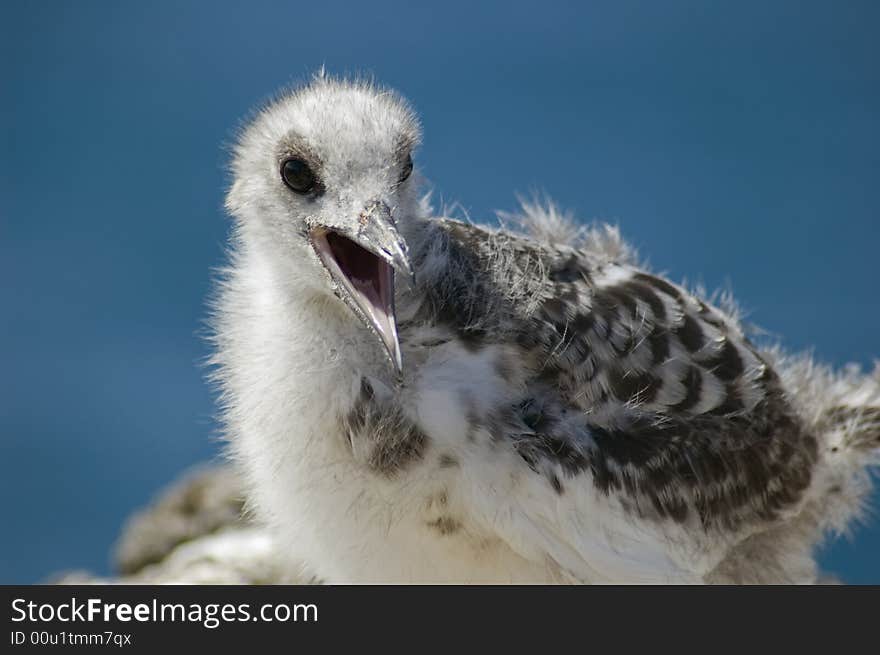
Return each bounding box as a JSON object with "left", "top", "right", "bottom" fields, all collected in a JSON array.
[{"left": 310, "top": 201, "right": 412, "bottom": 374}]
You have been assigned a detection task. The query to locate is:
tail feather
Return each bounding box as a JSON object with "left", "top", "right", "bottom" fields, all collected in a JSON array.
[
  {"left": 821, "top": 405, "right": 880, "bottom": 452},
  {"left": 812, "top": 361, "right": 880, "bottom": 455}
]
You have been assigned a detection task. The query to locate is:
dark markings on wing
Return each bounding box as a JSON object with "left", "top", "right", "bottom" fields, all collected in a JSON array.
[
  {"left": 707, "top": 339, "right": 744, "bottom": 381},
  {"left": 708, "top": 384, "right": 745, "bottom": 417},
  {"left": 609, "top": 369, "right": 662, "bottom": 405},
  {"left": 697, "top": 300, "right": 730, "bottom": 330},
  {"left": 673, "top": 367, "right": 703, "bottom": 412},
  {"left": 405, "top": 219, "right": 817, "bottom": 531},
  {"left": 676, "top": 314, "right": 705, "bottom": 353},
  {"left": 648, "top": 331, "right": 670, "bottom": 364},
  {"left": 509, "top": 394, "right": 817, "bottom": 529},
  {"left": 633, "top": 272, "right": 683, "bottom": 302},
  {"left": 549, "top": 253, "right": 587, "bottom": 283},
  {"left": 594, "top": 285, "right": 639, "bottom": 317},
  {"left": 571, "top": 312, "right": 595, "bottom": 335},
  {"left": 514, "top": 431, "right": 589, "bottom": 478},
  {"left": 541, "top": 297, "right": 567, "bottom": 323},
  {"left": 624, "top": 280, "right": 667, "bottom": 322}
]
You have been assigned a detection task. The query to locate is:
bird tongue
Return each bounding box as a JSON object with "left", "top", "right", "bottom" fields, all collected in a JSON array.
[{"left": 313, "top": 230, "right": 401, "bottom": 370}]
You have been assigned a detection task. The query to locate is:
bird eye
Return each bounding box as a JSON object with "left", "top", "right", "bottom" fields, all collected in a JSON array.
[
  {"left": 281, "top": 158, "right": 317, "bottom": 194},
  {"left": 398, "top": 153, "right": 413, "bottom": 184}
]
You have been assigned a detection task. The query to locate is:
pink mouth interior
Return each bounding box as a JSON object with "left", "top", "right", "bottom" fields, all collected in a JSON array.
[{"left": 313, "top": 230, "right": 400, "bottom": 366}]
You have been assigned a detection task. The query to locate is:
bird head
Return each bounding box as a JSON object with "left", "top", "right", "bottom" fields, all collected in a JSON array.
[{"left": 226, "top": 76, "right": 422, "bottom": 374}]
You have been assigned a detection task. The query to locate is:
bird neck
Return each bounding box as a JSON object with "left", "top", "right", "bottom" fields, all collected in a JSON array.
[{"left": 302, "top": 290, "right": 393, "bottom": 380}]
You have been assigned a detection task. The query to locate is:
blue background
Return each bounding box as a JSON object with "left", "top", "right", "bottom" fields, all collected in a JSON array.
[{"left": 2, "top": 1, "right": 878, "bottom": 583}]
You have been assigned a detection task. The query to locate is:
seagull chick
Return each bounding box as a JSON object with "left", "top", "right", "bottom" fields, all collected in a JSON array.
[{"left": 211, "top": 76, "right": 880, "bottom": 583}]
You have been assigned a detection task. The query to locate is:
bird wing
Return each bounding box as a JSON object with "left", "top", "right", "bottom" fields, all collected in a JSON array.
[{"left": 407, "top": 218, "right": 819, "bottom": 581}]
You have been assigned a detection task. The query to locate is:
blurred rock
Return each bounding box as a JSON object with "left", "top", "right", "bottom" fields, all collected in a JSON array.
[
  {"left": 54, "top": 463, "right": 315, "bottom": 584},
  {"left": 115, "top": 464, "right": 245, "bottom": 575}
]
